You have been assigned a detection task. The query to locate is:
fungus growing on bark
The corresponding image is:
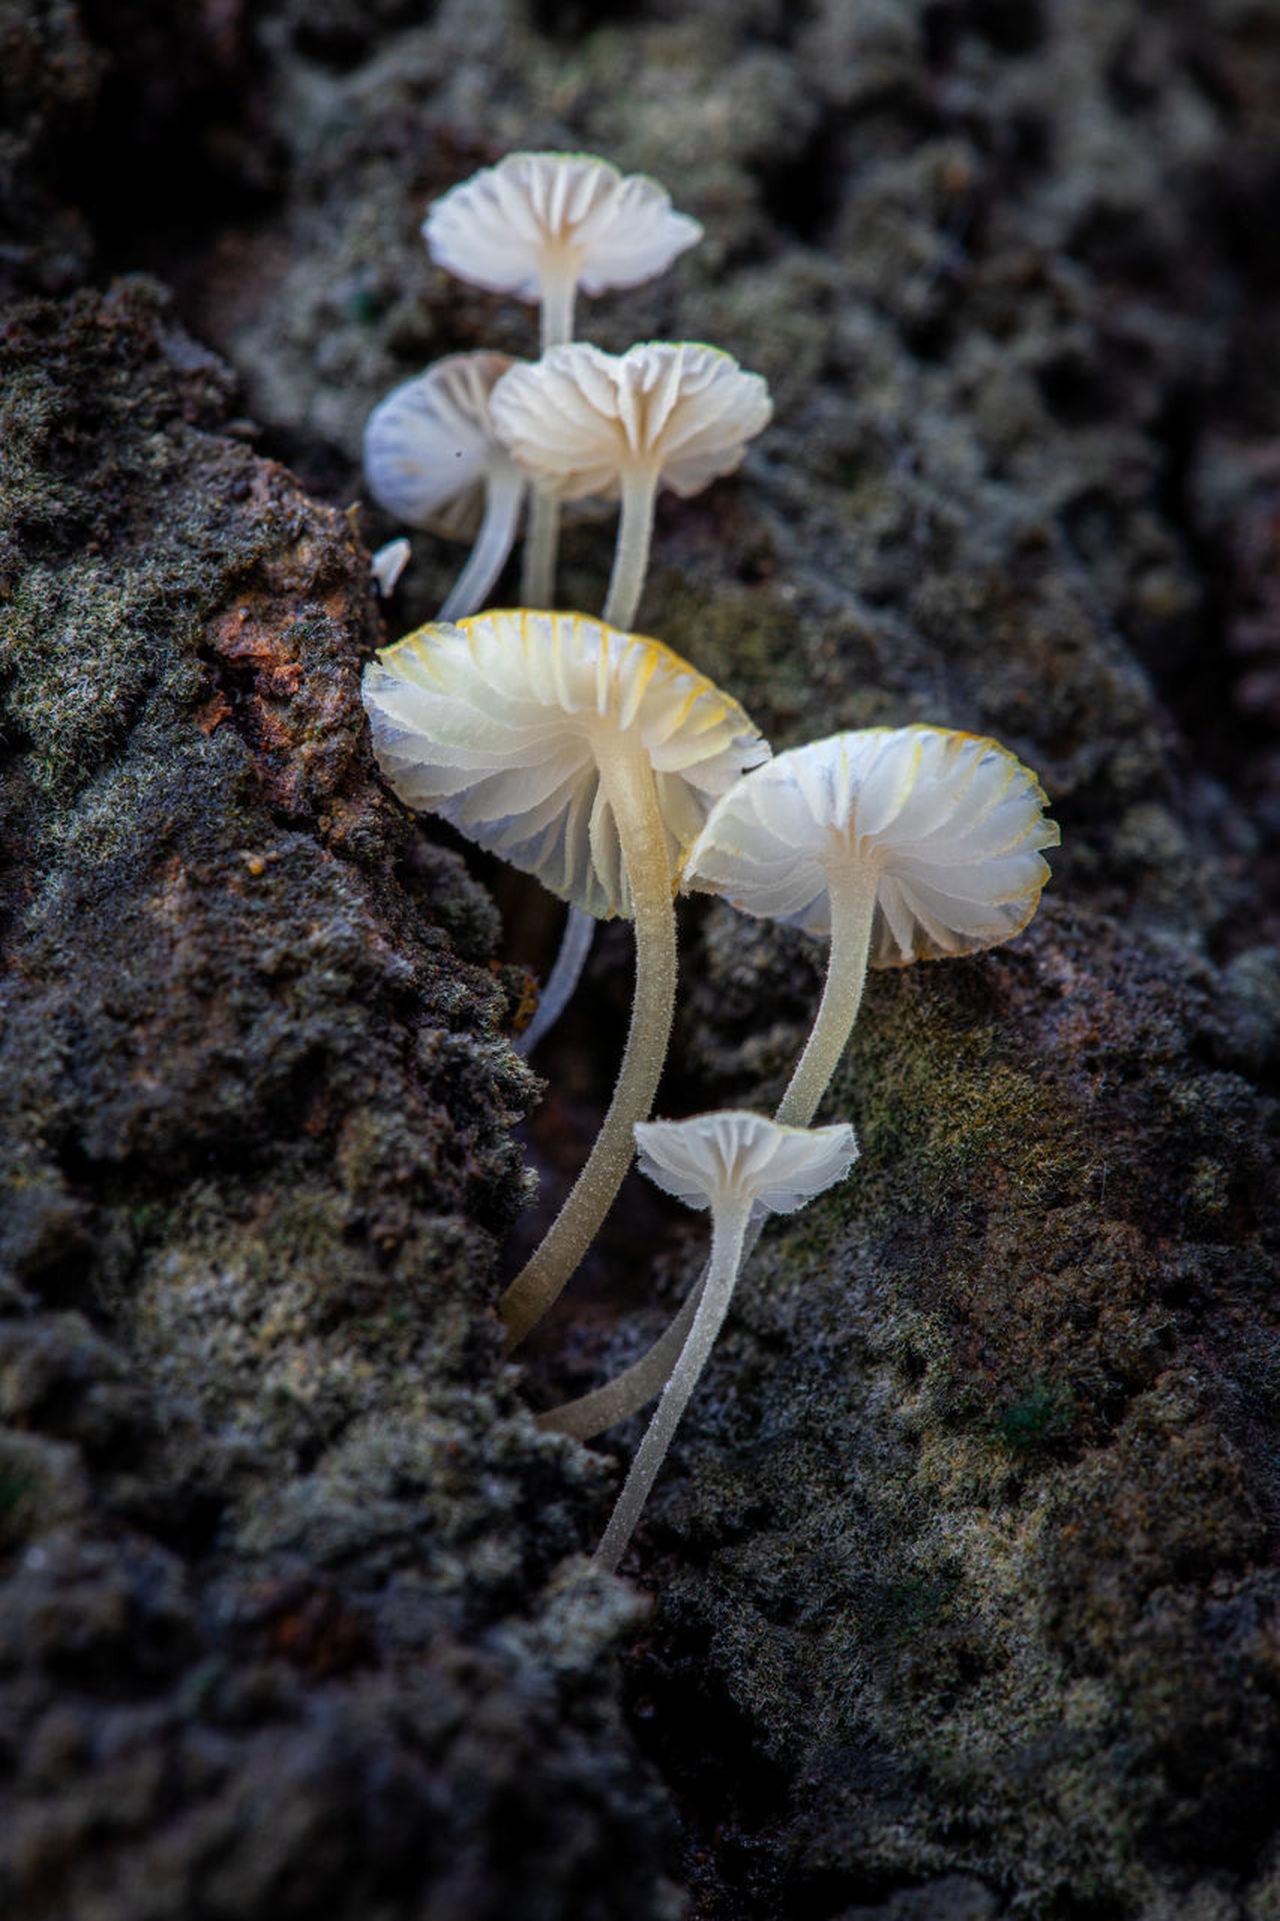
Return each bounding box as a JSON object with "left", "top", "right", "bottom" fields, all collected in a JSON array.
[
  {"left": 542, "top": 725, "right": 1057, "bottom": 1443},
  {"left": 424, "top": 152, "right": 703, "bottom": 608},
  {"left": 423, "top": 152, "right": 703, "bottom": 355},
  {"left": 687, "top": 726, "right": 1060, "bottom": 1128},
  {"left": 490, "top": 341, "right": 772, "bottom": 631},
  {"left": 592, "top": 1110, "right": 858, "bottom": 1573},
  {"left": 363, "top": 352, "right": 525, "bottom": 621},
  {"left": 360, "top": 610, "right": 768, "bottom": 1348}
]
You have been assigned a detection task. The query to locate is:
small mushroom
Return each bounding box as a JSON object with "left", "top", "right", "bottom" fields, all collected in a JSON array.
[
  {"left": 542, "top": 726, "right": 1057, "bottom": 1444},
  {"left": 423, "top": 151, "right": 703, "bottom": 355},
  {"left": 592, "top": 1110, "right": 858, "bottom": 1574},
  {"left": 425, "top": 152, "right": 703, "bottom": 609},
  {"left": 363, "top": 351, "right": 526, "bottom": 620},
  {"left": 490, "top": 340, "right": 772, "bottom": 632},
  {"left": 360, "top": 610, "right": 769, "bottom": 1347},
  {"left": 686, "top": 726, "right": 1060, "bottom": 1128}
]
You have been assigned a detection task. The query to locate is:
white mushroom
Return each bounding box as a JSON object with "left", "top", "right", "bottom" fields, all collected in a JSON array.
[
  {"left": 593, "top": 1110, "right": 858, "bottom": 1574},
  {"left": 686, "top": 726, "right": 1061, "bottom": 1128},
  {"left": 490, "top": 340, "right": 772, "bottom": 631},
  {"left": 360, "top": 610, "right": 769, "bottom": 1347},
  {"left": 423, "top": 151, "right": 703, "bottom": 354},
  {"left": 425, "top": 151, "right": 704, "bottom": 610},
  {"left": 363, "top": 351, "right": 526, "bottom": 620},
  {"left": 541, "top": 725, "right": 1057, "bottom": 1444}
]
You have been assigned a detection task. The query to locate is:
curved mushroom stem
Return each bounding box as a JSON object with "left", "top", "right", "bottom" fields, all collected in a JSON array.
[
  {"left": 543, "top": 862, "right": 878, "bottom": 1438},
  {"left": 515, "top": 904, "right": 596, "bottom": 1058},
  {"left": 520, "top": 485, "right": 561, "bottom": 609},
  {"left": 593, "top": 1191, "right": 752, "bottom": 1573},
  {"left": 603, "top": 467, "right": 658, "bottom": 632},
  {"left": 500, "top": 743, "right": 678, "bottom": 1349},
  {"left": 439, "top": 468, "right": 527, "bottom": 621},
  {"left": 774, "top": 859, "right": 880, "bottom": 1129},
  {"left": 537, "top": 1268, "right": 704, "bottom": 1439}
]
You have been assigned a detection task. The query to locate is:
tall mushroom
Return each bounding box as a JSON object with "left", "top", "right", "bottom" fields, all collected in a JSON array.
[
  {"left": 424, "top": 151, "right": 703, "bottom": 606},
  {"left": 542, "top": 724, "right": 1057, "bottom": 1442},
  {"left": 363, "top": 351, "right": 526, "bottom": 622},
  {"left": 490, "top": 340, "right": 772, "bottom": 632},
  {"left": 360, "top": 610, "right": 769, "bottom": 1347},
  {"left": 593, "top": 1110, "right": 858, "bottom": 1573},
  {"left": 494, "top": 341, "right": 771, "bottom": 1056},
  {"left": 685, "top": 726, "right": 1059, "bottom": 1129}
]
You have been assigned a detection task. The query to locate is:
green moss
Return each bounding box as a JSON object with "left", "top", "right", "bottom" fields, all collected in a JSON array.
[
  {"left": 0, "top": 1471, "right": 34, "bottom": 1517},
  {"left": 846, "top": 970, "right": 1078, "bottom": 1213},
  {"left": 994, "top": 1382, "right": 1079, "bottom": 1454}
]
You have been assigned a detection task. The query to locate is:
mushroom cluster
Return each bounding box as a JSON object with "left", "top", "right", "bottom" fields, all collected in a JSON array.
[
  {"left": 365, "top": 150, "right": 771, "bottom": 1052},
  {"left": 357, "top": 149, "right": 1062, "bottom": 1570}
]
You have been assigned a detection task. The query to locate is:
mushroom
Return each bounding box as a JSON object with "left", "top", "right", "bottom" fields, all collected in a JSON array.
[
  {"left": 541, "top": 724, "right": 1057, "bottom": 1443},
  {"left": 490, "top": 340, "right": 772, "bottom": 632},
  {"left": 363, "top": 351, "right": 526, "bottom": 621},
  {"left": 423, "top": 151, "right": 704, "bottom": 355},
  {"left": 360, "top": 609, "right": 769, "bottom": 1348},
  {"left": 686, "top": 726, "right": 1060, "bottom": 1129},
  {"left": 424, "top": 151, "right": 703, "bottom": 607},
  {"left": 593, "top": 1110, "right": 858, "bottom": 1574}
]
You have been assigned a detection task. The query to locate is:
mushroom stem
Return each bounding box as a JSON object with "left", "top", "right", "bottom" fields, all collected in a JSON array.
[
  {"left": 603, "top": 467, "right": 658, "bottom": 632},
  {"left": 537, "top": 1270, "right": 704, "bottom": 1439},
  {"left": 519, "top": 262, "right": 577, "bottom": 610},
  {"left": 500, "top": 742, "right": 679, "bottom": 1348},
  {"left": 593, "top": 1191, "right": 752, "bottom": 1573},
  {"left": 775, "top": 858, "right": 880, "bottom": 1129},
  {"left": 539, "top": 264, "right": 577, "bottom": 354},
  {"left": 541, "top": 863, "right": 879, "bottom": 1439},
  {"left": 515, "top": 903, "right": 596, "bottom": 1058},
  {"left": 520, "top": 485, "right": 561, "bottom": 608},
  {"left": 438, "top": 467, "right": 527, "bottom": 621}
]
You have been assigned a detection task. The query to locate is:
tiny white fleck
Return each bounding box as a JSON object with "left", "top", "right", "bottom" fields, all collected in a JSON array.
[{"left": 371, "top": 536, "right": 412, "bottom": 596}]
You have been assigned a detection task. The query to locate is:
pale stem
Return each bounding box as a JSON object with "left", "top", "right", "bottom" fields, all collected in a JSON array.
[
  {"left": 520, "top": 485, "right": 560, "bottom": 609},
  {"left": 603, "top": 466, "right": 658, "bottom": 632},
  {"left": 540, "top": 862, "right": 881, "bottom": 1438},
  {"left": 537, "top": 1271, "right": 705, "bottom": 1440},
  {"left": 519, "top": 261, "right": 578, "bottom": 610},
  {"left": 593, "top": 1193, "right": 753, "bottom": 1574},
  {"left": 438, "top": 467, "right": 526, "bottom": 621},
  {"left": 774, "top": 860, "right": 880, "bottom": 1129},
  {"left": 500, "top": 744, "right": 679, "bottom": 1348},
  {"left": 539, "top": 264, "right": 577, "bottom": 354},
  {"left": 515, "top": 904, "right": 597, "bottom": 1057}
]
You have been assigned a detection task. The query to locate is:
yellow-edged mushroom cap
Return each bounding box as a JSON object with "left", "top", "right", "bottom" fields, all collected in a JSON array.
[
  {"left": 490, "top": 341, "right": 773, "bottom": 502},
  {"left": 685, "top": 726, "right": 1059, "bottom": 964},
  {"left": 423, "top": 152, "right": 703, "bottom": 302},
  {"left": 363, "top": 352, "right": 518, "bottom": 541},
  {"left": 634, "top": 1110, "right": 859, "bottom": 1216},
  {"left": 362, "top": 610, "right": 770, "bottom": 919}
]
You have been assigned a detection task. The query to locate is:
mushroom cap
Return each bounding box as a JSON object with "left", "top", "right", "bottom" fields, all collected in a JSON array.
[
  {"left": 423, "top": 151, "right": 703, "bottom": 302},
  {"left": 634, "top": 1110, "right": 859, "bottom": 1216},
  {"left": 363, "top": 352, "right": 519, "bottom": 541},
  {"left": 489, "top": 341, "right": 773, "bottom": 502},
  {"left": 684, "top": 726, "right": 1059, "bottom": 964},
  {"left": 361, "top": 610, "right": 770, "bottom": 919}
]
